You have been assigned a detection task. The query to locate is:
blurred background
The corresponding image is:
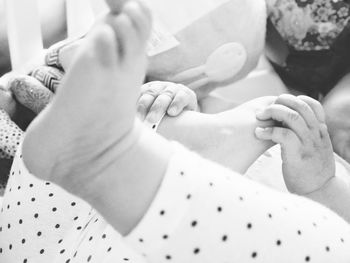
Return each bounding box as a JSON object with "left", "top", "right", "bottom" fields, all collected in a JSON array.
[{"left": 0, "top": 0, "right": 67, "bottom": 77}]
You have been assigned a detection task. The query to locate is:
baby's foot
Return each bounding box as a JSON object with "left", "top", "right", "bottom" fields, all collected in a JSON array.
[
  {"left": 47, "top": 0, "right": 141, "bottom": 71},
  {"left": 23, "top": 0, "right": 152, "bottom": 195}
]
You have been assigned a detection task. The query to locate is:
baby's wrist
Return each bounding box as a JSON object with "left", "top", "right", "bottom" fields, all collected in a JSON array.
[{"left": 303, "top": 176, "right": 338, "bottom": 199}]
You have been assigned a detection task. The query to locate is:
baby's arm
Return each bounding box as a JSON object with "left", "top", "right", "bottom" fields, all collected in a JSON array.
[
  {"left": 137, "top": 82, "right": 275, "bottom": 173},
  {"left": 306, "top": 174, "right": 350, "bottom": 223},
  {"left": 255, "top": 94, "right": 350, "bottom": 222}
]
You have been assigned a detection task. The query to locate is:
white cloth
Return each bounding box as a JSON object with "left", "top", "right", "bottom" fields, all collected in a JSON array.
[{"left": 1, "top": 144, "right": 350, "bottom": 263}]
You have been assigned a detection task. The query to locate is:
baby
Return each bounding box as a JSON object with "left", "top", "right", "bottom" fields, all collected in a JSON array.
[
  {"left": 1, "top": 2, "right": 350, "bottom": 263},
  {"left": 0, "top": 0, "right": 348, "bottom": 211}
]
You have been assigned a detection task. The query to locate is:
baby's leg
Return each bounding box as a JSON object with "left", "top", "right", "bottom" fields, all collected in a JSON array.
[
  {"left": 158, "top": 96, "right": 276, "bottom": 173},
  {"left": 22, "top": 0, "right": 172, "bottom": 235}
]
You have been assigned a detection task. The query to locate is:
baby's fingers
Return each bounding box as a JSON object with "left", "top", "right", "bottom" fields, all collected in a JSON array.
[
  {"left": 145, "top": 94, "right": 173, "bottom": 123},
  {"left": 275, "top": 94, "right": 319, "bottom": 129},
  {"left": 256, "top": 104, "right": 308, "bottom": 141},
  {"left": 137, "top": 94, "right": 156, "bottom": 121},
  {"left": 255, "top": 126, "right": 300, "bottom": 150},
  {"left": 168, "top": 86, "right": 197, "bottom": 116},
  {"left": 298, "top": 95, "right": 326, "bottom": 123},
  {"left": 145, "top": 83, "right": 180, "bottom": 123}
]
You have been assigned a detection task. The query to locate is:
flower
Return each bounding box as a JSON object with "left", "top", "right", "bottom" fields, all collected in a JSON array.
[
  {"left": 318, "top": 22, "right": 337, "bottom": 35},
  {"left": 278, "top": 5, "right": 314, "bottom": 40},
  {"left": 338, "top": 7, "right": 349, "bottom": 18}
]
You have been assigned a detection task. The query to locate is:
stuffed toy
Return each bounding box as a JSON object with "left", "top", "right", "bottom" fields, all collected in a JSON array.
[
  {"left": 144, "top": 0, "right": 267, "bottom": 99},
  {"left": 44, "top": 0, "right": 267, "bottom": 100},
  {"left": 0, "top": 69, "right": 58, "bottom": 193}
]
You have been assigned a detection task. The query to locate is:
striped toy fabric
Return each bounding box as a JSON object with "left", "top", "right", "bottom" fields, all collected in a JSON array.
[
  {"left": 44, "top": 38, "right": 73, "bottom": 70},
  {"left": 31, "top": 66, "right": 64, "bottom": 93},
  {"left": 45, "top": 47, "right": 62, "bottom": 69},
  {"left": 44, "top": 36, "right": 86, "bottom": 71},
  {"left": 0, "top": 39, "right": 69, "bottom": 191}
]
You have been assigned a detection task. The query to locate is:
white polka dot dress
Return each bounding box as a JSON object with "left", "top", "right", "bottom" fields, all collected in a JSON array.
[
  {"left": 1, "top": 143, "right": 350, "bottom": 263},
  {"left": 0, "top": 145, "right": 146, "bottom": 263},
  {"left": 124, "top": 144, "right": 350, "bottom": 263}
]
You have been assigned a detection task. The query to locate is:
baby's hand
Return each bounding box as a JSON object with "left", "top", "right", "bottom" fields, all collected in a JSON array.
[
  {"left": 255, "top": 94, "right": 335, "bottom": 195},
  {"left": 137, "top": 81, "right": 197, "bottom": 123}
]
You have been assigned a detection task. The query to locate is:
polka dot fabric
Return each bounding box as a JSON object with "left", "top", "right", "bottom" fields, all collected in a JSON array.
[
  {"left": 0, "top": 109, "right": 24, "bottom": 193},
  {"left": 125, "top": 144, "right": 350, "bottom": 263},
  {"left": 0, "top": 110, "right": 23, "bottom": 159},
  {"left": 0, "top": 146, "right": 145, "bottom": 263},
  {"left": 1, "top": 143, "right": 350, "bottom": 263}
]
